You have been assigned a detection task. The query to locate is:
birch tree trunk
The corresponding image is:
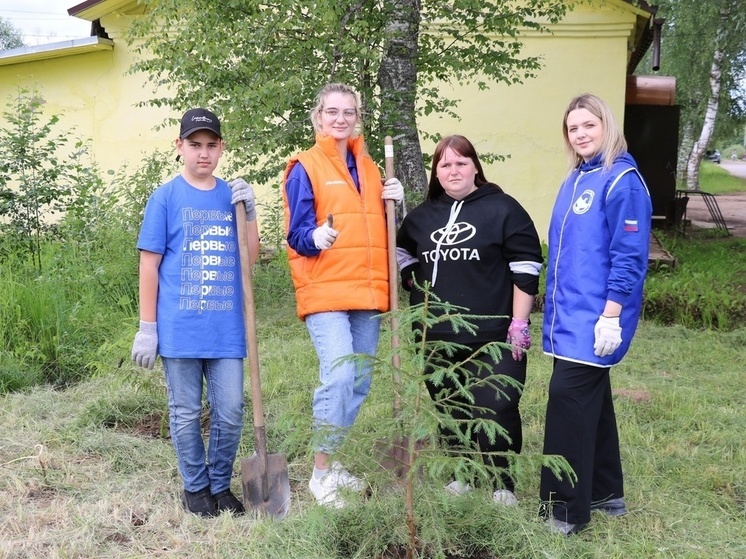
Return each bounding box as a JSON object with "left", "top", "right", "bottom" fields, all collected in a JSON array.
[
  {"left": 684, "top": 9, "right": 728, "bottom": 190},
  {"left": 377, "top": 0, "right": 427, "bottom": 201}
]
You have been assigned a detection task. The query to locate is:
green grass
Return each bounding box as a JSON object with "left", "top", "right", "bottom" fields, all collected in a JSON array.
[
  {"left": 1, "top": 256, "right": 744, "bottom": 558},
  {"left": 697, "top": 161, "right": 746, "bottom": 194},
  {"left": 645, "top": 231, "right": 746, "bottom": 329},
  {"left": 0, "top": 155, "right": 744, "bottom": 557}
]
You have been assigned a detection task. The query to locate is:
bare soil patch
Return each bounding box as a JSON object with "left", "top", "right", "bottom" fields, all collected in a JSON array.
[
  {"left": 684, "top": 192, "right": 746, "bottom": 237},
  {"left": 613, "top": 388, "right": 652, "bottom": 403}
]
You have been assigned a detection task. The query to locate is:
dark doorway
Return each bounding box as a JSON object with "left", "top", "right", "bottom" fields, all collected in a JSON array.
[{"left": 624, "top": 104, "right": 680, "bottom": 225}]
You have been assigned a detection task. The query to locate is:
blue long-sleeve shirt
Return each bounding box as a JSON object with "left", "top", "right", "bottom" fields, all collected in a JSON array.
[{"left": 284, "top": 150, "right": 360, "bottom": 256}]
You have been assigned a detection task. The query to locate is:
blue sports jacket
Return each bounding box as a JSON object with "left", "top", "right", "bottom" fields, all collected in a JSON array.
[{"left": 543, "top": 152, "right": 652, "bottom": 367}]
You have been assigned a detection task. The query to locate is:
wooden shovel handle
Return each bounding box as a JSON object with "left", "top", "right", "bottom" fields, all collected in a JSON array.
[
  {"left": 236, "top": 202, "right": 267, "bottom": 450},
  {"left": 384, "top": 136, "right": 402, "bottom": 417},
  {"left": 384, "top": 136, "right": 399, "bottom": 324}
]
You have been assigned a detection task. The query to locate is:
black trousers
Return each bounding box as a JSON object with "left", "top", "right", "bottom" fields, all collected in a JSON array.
[
  {"left": 425, "top": 344, "right": 526, "bottom": 492},
  {"left": 539, "top": 358, "right": 624, "bottom": 524}
]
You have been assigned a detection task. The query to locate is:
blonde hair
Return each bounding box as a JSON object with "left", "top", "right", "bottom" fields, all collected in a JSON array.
[
  {"left": 309, "top": 83, "right": 362, "bottom": 136},
  {"left": 562, "top": 93, "right": 627, "bottom": 173}
]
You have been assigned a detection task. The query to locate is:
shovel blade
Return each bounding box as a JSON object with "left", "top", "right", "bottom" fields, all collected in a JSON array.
[
  {"left": 376, "top": 436, "right": 428, "bottom": 481},
  {"left": 241, "top": 453, "right": 291, "bottom": 519}
]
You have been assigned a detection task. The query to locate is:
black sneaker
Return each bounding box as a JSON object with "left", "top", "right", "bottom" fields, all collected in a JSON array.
[
  {"left": 546, "top": 517, "right": 589, "bottom": 536},
  {"left": 182, "top": 487, "right": 217, "bottom": 517},
  {"left": 213, "top": 489, "right": 245, "bottom": 515},
  {"left": 591, "top": 497, "right": 628, "bottom": 517}
]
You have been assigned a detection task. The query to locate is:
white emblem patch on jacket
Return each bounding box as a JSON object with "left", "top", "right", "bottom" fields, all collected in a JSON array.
[{"left": 573, "top": 190, "right": 595, "bottom": 214}]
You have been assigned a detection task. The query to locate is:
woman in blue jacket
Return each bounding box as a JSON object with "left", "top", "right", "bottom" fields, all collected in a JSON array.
[{"left": 540, "top": 94, "right": 652, "bottom": 535}]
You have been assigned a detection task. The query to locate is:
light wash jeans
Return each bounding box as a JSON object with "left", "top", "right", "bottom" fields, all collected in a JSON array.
[
  {"left": 305, "top": 310, "right": 381, "bottom": 454},
  {"left": 162, "top": 357, "right": 244, "bottom": 494}
]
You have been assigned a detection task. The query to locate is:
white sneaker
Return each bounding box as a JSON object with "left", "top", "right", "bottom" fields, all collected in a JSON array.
[
  {"left": 308, "top": 462, "right": 364, "bottom": 508},
  {"left": 444, "top": 480, "right": 472, "bottom": 496},
  {"left": 492, "top": 489, "right": 518, "bottom": 506}
]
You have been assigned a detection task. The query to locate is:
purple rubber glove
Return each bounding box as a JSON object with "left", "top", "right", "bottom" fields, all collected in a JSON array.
[{"left": 506, "top": 317, "right": 531, "bottom": 361}]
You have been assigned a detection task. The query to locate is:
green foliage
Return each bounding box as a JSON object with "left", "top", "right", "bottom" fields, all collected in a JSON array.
[
  {"left": 0, "top": 91, "right": 178, "bottom": 391},
  {"left": 640, "top": 0, "right": 746, "bottom": 160},
  {"left": 0, "top": 88, "right": 71, "bottom": 272},
  {"left": 256, "top": 185, "right": 287, "bottom": 255},
  {"left": 721, "top": 144, "right": 746, "bottom": 161},
  {"left": 127, "top": 0, "right": 567, "bottom": 187},
  {"left": 695, "top": 160, "right": 746, "bottom": 194},
  {"left": 323, "top": 283, "right": 572, "bottom": 556},
  {"left": 0, "top": 16, "right": 24, "bottom": 50},
  {"left": 76, "top": 372, "right": 167, "bottom": 433},
  {"left": 644, "top": 230, "right": 746, "bottom": 329}
]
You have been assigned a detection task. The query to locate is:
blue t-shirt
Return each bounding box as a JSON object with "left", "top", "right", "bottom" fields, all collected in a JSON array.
[{"left": 137, "top": 174, "right": 246, "bottom": 358}]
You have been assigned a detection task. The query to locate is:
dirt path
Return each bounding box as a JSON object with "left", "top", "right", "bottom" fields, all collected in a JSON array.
[
  {"left": 684, "top": 193, "right": 746, "bottom": 237},
  {"left": 682, "top": 160, "right": 746, "bottom": 237}
]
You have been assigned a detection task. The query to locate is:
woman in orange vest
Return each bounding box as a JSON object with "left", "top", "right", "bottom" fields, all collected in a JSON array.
[{"left": 282, "top": 83, "right": 404, "bottom": 508}]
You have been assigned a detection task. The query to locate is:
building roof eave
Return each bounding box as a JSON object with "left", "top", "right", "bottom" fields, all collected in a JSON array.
[
  {"left": 0, "top": 37, "right": 115, "bottom": 67},
  {"left": 622, "top": 0, "right": 660, "bottom": 74},
  {"left": 68, "top": 0, "right": 145, "bottom": 22}
]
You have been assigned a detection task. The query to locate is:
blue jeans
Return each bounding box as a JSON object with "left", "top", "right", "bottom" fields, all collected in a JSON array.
[
  {"left": 305, "top": 310, "right": 381, "bottom": 454},
  {"left": 162, "top": 358, "right": 244, "bottom": 494}
]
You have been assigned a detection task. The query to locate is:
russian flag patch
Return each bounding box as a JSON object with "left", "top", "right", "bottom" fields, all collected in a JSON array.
[{"left": 623, "top": 219, "right": 639, "bottom": 232}]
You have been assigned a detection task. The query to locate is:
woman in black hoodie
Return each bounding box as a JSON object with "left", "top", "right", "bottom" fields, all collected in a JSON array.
[{"left": 396, "top": 135, "right": 542, "bottom": 505}]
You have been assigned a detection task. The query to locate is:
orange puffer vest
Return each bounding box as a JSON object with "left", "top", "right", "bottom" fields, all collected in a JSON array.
[{"left": 283, "top": 134, "right": 389, "bottom": 320}]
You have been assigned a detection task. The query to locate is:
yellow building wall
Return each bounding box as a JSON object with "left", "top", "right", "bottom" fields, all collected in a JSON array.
[
  {"left": 0, "top": 13, "right": 175, "bottom": 176},
  {"left": 0, "top": 1, "right": 643, "bottom": 239},
  {"left": 419, "top": 2, "right": 638, "bottom": 238}
]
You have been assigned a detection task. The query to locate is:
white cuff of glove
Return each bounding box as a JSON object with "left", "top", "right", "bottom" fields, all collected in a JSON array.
[
  {"left": 593, "top": 315, "right": 622, "bottom": 357},
  {"left": 382, "top": 178, "right": 404, "bottom": 203}
]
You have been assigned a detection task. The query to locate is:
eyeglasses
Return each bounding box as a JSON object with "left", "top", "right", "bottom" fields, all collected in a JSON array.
[{"left": 323, "top": 108, "right": 358, "bottom": 119}]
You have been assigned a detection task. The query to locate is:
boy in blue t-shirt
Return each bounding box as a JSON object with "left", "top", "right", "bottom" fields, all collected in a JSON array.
[{"left": 131, "top": 108, "right": 259, "bottom": 517}]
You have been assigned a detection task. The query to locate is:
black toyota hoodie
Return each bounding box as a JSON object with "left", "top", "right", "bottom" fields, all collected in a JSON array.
[{"left": 396, "top": 183, "right": 542, "bottom": 344}]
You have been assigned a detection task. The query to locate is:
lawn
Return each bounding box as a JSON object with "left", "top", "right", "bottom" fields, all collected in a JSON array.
[
  {"left": 1, "top": 254, "right": 744, "bottom": 558},
  {"left": 697, "top": 161, "right": 746, "bottom": 194},
  {"left": 1, "top": 158, "right": 744, "bottom": 558}
]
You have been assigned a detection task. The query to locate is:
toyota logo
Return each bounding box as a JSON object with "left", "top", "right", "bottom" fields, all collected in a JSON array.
[{"left": 430, "top": 222, "right": 476, "bottom": 245}]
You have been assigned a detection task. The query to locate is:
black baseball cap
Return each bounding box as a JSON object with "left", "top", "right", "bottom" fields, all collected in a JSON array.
[{"left": 179, "top": 108, "right": 222, "bottom": 139}]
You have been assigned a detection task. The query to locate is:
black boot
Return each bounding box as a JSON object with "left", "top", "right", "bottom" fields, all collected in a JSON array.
[
  {"left": 213, "top": 489, "right": 245, "bottom": 515},
  {"left": 182, "top": 487, "right": 217, "bottom": 517}
]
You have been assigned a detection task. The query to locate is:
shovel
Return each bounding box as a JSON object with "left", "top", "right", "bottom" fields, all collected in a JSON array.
[
  {"left": 235, "top": 200, "right": 291, "bottom": 519},
  {"left": 383, "top": 136, "right": 402, "bottom": 411},
  {"left": 378, "top": 136, "right": 423, "bottom": 478}
]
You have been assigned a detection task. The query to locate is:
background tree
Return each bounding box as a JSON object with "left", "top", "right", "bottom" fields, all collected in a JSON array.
[
  {"left": 0, "top": 16, "right": 25, "bottom": 50},
  {"left": 641, "top": 0, "right": 746, "bottom": 189},
  {"left": 0, "top": 89, "right": 68, "bottom": 273},
  {"left": 128, "top": 0, "right": 567, "bottom": 198}
]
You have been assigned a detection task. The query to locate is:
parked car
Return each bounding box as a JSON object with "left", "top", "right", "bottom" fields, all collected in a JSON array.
[{"left": 705, "top": 149, "right": 721, "bottom": 164}]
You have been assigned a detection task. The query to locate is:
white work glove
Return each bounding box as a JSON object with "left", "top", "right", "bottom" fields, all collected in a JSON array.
[
  {"left": 381, "top": 177, "right": 404, "bottom": 203},
  {"left": 312, "top": 223, "right": 338, "bottom": 250},
  {"left": 593, "top": 315, "right": 622, "bottom": 357},
  {"left": 229, "top": 178, "right": 257, "bottom": 221},
  {"left": 131, "top": 321, "right": 158, "bottom": 370}
]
